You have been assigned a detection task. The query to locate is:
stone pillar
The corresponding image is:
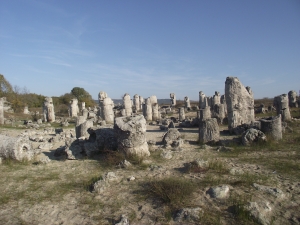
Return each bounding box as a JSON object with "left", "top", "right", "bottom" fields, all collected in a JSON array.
[
  {"left": 199, "top": 118, "right": 220, "bottom": 144},
  {"left": 213, "top": 104, "right": 226, "bottom": 124},
  {"left": 82, "top": 108, "right": 88, "bottom": 119},
  {"left": 144, "top": 98, "right": 152, "bottom": 121},
  {"left": 170, "top": 93, "right": 176, "bottom": 107},
  {"left": 123, "top": 93, "right": 132, "bottom": 116},
  {"left": 152, "top": 103, "right": 159, "bottom": 121},
  {"left": 184, "top": 96, "right": 191, "bottom": 109},
  {"left": 260, "top": 115, "right": 282, "bottom": 140},
  {"left": 114, "top": 115, "right": 150, "bottom": 157},
  {"left": 139, "top": 96, "right": 144, "bottom": 110},
  {"left": 75, "top": 116, "right": 93, "bottom": 139},
  {"left": 179, "top": 107, "right": 185, "bottom": 121},
  {"left": 102, "top": 97, "right": 114, "bottom": 123},
  {"left": 81, "top": 102, "right": 85, "bottom": 110},
  {"left": 199, "top": 91, "right": 207, "bottom": 109},
  {"left": 133, "top": 94, "right": 140, "bottom": 112},
  {"left": 288, "top": 90, "right": 298, "bottom": 108},
  {"left": 43, "top": 97, "right": 55, "bottom": 122},
  {"left": 24, "top": 106, "right": 30, "bottom": 114},
  {"left": 273, "top": 94, "right": 291, "bottom": 121},
  {"left": 213, "top": 91, "right": 221, "bottom": 105},
  {"left": 150, "top": 95, "right": 158, "bottom": 104},
  {"left": 0, "top": 135, "right": 34, "bottom": 161},
  {"left": 0, "top": 98, "right": 4, "bottom": 125},
  {"left": 69, "top": 98, "right": 79, "bottom": 117},
  {"left": 200, "top": 107, "right": 211, "bottom": 121},
  {"left": 225, "top": 77, "right": 255, "bottom": 132}
]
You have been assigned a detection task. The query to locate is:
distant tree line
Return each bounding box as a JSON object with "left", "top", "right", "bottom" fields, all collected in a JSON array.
[{"left": 0, "top": 74, "right": 95, "bottom": 113}]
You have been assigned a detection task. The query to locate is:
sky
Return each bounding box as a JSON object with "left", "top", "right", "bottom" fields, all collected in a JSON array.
[{"left": 1, "top": 0, "right": 300, "bottom": 101}]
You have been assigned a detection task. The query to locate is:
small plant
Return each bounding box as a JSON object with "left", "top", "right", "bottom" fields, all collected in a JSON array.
[{"left": 144, "top": 177, "right": 197, "bottom": 209}]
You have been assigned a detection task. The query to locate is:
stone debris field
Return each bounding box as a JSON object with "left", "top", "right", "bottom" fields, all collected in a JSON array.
[{"left": 0, "top": 76, "right": 300, "bottom": 225}]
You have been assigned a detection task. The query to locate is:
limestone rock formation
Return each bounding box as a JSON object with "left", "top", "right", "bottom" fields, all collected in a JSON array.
[
  {"left": 152, "top": 103, "right": 159, "bottom": 121},
  {"left": 143, "top": 98, "right": 152, "bottom": 121},
  {"left": 260, "top": 115, "right": 282, "bottom": 140},
  {"left": 225, "top": 77, "right": 255, "bottom": 132},
  {"left": 199, "top": 91, "right": 207, "bottom": 109},
  {"left": 43, "top": 97, "right": 55, "bottom": 122},
  {"left": 170, "top": 93, "right": 176, "bottom": 107},
  {"left": 98, "top": 91, "right": 114, "bottom": 123},
  {"left": 199, "top": 118, "right": 219, "bottom": 143},
  {"left": 178, "top": 107, "right": 185, "bottom": 121},
  {"left": 242, "top": 128, "right": 267, "bottom": 146},
  {"left": 69, "top": 98, "right": 79, "bottom": 117},
  {"left": 75, "top": 116, "right": 93, "bottom": 139},
  {"left": 133, "top": 94, "right": 140, "bottom": 112},
  {"left": 114, "top": 115, "right": 150, "bottom": 157},
  {"left": 207, "top": 185, "right": 230, "bottom": 199},
  {"left": 212, "top": 91, "right": 221, "bottom": 105},
  {"left": 123, "top": 93, "right": 132, "bottom": 116},
  {"left": 184, "top": 96, "right": 191, "bottom": 110},
  {"left": 288, "top": 90, "right": 298, "bottom": 107},
  {"left": 0, "top": 135, "right": 34, "bottom": 161},
  {"left": 273, "top": 94, "right": 291, "bottom": 121},
  {"left": 162, "top": 128, "right": 183, "bottom": 148}
]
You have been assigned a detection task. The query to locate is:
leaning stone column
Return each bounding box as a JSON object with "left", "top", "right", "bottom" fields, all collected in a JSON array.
[
  {"left": 179, "top": 107, "right": 185, "bottom": 121},
  {"left": 114, "top": 115, "right": 150, "bottom": 157},
  {"left": 0, "top": 97, "right": 4, "bottom": 125},
  {"left": 0, "top": 135, "right": 34, "bottom": 161},
  {"left": 260, "top": 115, "right": 282, "bottom": 140},
  {"left": 199, "top": 118, "right": 220, "bottom": 144}
]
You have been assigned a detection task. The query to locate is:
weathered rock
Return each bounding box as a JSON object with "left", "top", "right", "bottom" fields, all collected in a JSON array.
[
  {"left": 253, "top": 183, "right": 285, "bottom": 198},
  {"left": 152, "top": 103, "right": 159, "bottom": 121},
  {"left": 178, "top": 107, "right": 185, "bottom": 121},
  {"left": 225, "top": 77, "right": 255, "bottom": 132},
  {"left": 114, "top": 115, "right": 150, "bottom": 157},
  {"left": 43, "top": 97, "right": 55, "bottom": 122},
  {"left": 274, "top": 94, "right": 291, "bottom": 121},
  {"left": 160, "top": 150, "right": 173, "bottom": 159},
  {"left": 75, "top": 116, "right": 93, "bottom": 139},
  {"left": 288, "top": 90, "right": 298, "bottom": 108},
  {"left": 139, "top": 96, "right": 144, "bottom": 110},
  {"left": 212, "top": 103, "right": 226, "bottom": 124},
  {"left": 102, "top": 97, "right": 114, "bottom": 123},
  {"left": 170, "top": 93, "right": 176, "bottom": 107},
  {"left": 162, "top": 128, "right": 183, "bottom": 148},
  {"left": 69, "top": 99, "right": 79, "bottom": 117},
  {"left": 23, "top": 106, "right": 30, "bottom": 114},
  {"left": 123, "top": 93, "right": 132, "bottom": 116},
  {"left": 199, "top": 107, "right": 211, "bottom": 121},
  {"left": 260, "top": 115, "right": 282, "bottom": 140},
  {"left": 199, "top": 118, "right": 219, "bottom": 144},
  {"left": 207, "top": 185, "right": 230, "bottom": 199},
  {"left": 133, "top": 94, "right": 140, "bottom": 112},
  {"left": 174, "top": 207, "right": 203, "bottom": 223},
  {"left": 143, "top": 98, "right": 152, "bottom": 121},
  {"left": 0, "top": 135, "right": 34, "bottom": 161},
  {"left": 184, "top": 96, "right": 191, "bottom": 110},
  {"left": 245, "top": 201, "right": 272, "bottom": 225},
  {"left": 115, "top": 214, "right": 129, "bottom": 225},
  {"left": 212, "top": 91, "right": 221, "bottom": 105},
  {"left": 242, "top": 128, "right": 267, "bottom": 146},
  {"left": 64, "top": 138, "right": 84, "bottom": 160},
  {"left": 199, "top": 91, "right": 207, "bottom": 109}
]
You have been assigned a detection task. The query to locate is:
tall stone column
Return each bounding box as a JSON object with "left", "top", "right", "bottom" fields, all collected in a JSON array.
[
  {"left": 288, "top": 90, "right": 298, "bottom": 108},
  {"left": 43, "top": 97, "right": 55, "bottom": 122},
  {"left": 212, "top": 91, "right": 221, "bottom": 105},
  {"left": 143, "top": 98, "right": 152, "bottom": 121},
  {"left": 0, "top": 97, "right": 4, "bottom": 125},
  {"left": 170, "top": 93, "right": 176, "bottom": 107},
  {"left": 102, "top": 97, "right": 114, "bottom": 123},
  {"left": 152, "top": 103, "right": 159, "bottom": 121},
  {"left": 139, "top": 96, "right": 144, "bottom": 110},
  {"left": 273, "top": 94, "right": 291, "bottom": 121},
  {"left": 179, "top": 107, "right": 185, "bottom": 121},
  {"left": 184, "top": 96, "right": 191, "bottom": 109},
  {"left": 69, "top": 98, "right": 79, "bottom": 117},
  {"left": 199, "top": 91, "right": 207, "bottom": 109},
  {"left": 225, "top": 77, "right": 254, "bottom": 132},
  {"left": 133, "top": 94, "right": 140, "bottom": 112},
  {"left": 123, "top": 93, "right": 132, "bottom": 116}
]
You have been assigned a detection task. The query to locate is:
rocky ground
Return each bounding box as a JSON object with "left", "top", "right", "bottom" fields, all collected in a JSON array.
[{"left": 0, "top": 112, "right": 299, "bottom": 225}]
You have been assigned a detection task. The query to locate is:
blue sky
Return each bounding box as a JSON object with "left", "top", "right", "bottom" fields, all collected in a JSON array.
[{"left": 1, "top": 0, "right": 299, "bottom": 100}]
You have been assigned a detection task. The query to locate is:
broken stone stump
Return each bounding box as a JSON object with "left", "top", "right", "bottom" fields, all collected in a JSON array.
[
  {"left": 199, "top": 118, "right": 219, "bottom": 144},
  {"left": 114, "top": 115, "right": 150, "bottom": 157},
  {"left": 75, "top": 116, "right": 93, "bottom": 139},
  {"left": 0, "top": 135, "right": 34, "bottom": 161},
  {"left": 260, "top": 115, "right": 282, "bottom": 140}
]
